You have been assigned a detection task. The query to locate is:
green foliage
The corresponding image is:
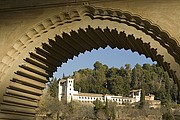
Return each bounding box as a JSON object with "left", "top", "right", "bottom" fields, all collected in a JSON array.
[
  {"left": 39, "top": 61, "right": 179, "bottom": 119},
  {"left": 94, "top": 61, "right": 106, "bottom": 82},
  {"left": 93, "top": 99, "right": 116, "bottom": 120},
  {"left": 139, "top": 89, "right": 145, "bottom": 109},
  {"left": 93, "top": 99, "right": 104, "bottom": 113},
  {"left": 37, "top": 93, "right": 95, "bottom": 120},
  {"left": 162, "top": 111, "right": 175, "bottom": 120},
  {"left": 73, "top": 61, "right": 178, "bottom": 104},
  {"left": 48, "top": 77, "right": 59, "bottom": 98},
  {"left": 107, "top": 76, "right": 124, "bottom": 95}
]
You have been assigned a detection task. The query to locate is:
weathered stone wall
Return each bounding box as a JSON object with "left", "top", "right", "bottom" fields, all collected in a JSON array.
[
  {"left": 0, "top": 0, "right": 180, "bottom": 61},
  {"left": 0, "top": 0, "right": 180, "bottom": 59}
]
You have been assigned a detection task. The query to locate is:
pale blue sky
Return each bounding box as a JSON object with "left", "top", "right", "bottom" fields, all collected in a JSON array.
[{"left": 54, "top": 46, "right": 156, "bottom": 79}]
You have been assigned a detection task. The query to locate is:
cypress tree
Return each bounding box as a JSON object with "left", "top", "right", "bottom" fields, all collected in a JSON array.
[{"left": 139, "top": 89, "right": 145, "bottom": 109}]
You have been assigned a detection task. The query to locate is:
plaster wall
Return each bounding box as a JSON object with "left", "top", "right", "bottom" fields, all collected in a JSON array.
[{"left": 0, "top": 0, "right": 179, "bottom": 61}]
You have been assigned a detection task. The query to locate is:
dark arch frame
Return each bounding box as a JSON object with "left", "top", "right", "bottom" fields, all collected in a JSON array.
[{"left": 0, "top": 5, "right": 179, "bottom": 119}]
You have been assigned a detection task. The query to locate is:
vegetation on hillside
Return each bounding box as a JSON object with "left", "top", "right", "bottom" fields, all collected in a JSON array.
[
  {"left": 36, "top": 61, "right": 179, "bottom": 120},
  {"left": 73, "top": 61, "right": 178, "bottom": 105}
]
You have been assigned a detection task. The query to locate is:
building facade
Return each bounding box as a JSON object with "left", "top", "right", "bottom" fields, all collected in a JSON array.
[
  {"left": 58, "top": 78, "right": 142, "bottom": 105},
  {"left": 145, "top": 94, "right": 161, "bottom": 109}
]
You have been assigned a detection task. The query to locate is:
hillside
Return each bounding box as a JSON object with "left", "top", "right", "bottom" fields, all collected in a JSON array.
[{"left": 73, "top": 61, "right": 178, "bottom": 105}]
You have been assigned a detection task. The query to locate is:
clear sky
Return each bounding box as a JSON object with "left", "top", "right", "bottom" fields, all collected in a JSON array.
[{"left": 53, "top": 46, "right": 156, "bottom": 79}]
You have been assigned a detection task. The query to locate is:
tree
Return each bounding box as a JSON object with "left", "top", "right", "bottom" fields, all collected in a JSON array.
[
  {"left": 162, "top": 111, "right": 175, "bottom": 120},
  {"left": 94, "top": 61, "right": 106, "bottom": 82},
  {"left": 48, "top": 77, "right": 58, "bottom": 98},
  {"left": 165, "top": 73, "right": 171, "bottom": 102},
  {"left": 93, "top": 99, "right": 105, "bottom": 118},
  {"left": 142, "top": 63, "right": 151, "bottom": 71},
  {"left": 106, "top": 67, "right": 119, "bottom": 78},
  {"left": 107, "top": 101, "right": 116, "bottom": 120},
  {"left": 131, "top": 64, "right": 143, "bottom": 89},
  {"left": 139, "top": 89, "right": 145, "bottom": 109},
  {"left": 107, "top": 76, "right": 123, "bottom": 95},
  {"left": 131, "top": 67, "right": 138, "bottom": 89},
  {"left": 36, "top": 90, "right": 65, "bottom": 120},
  {"left": 38, "top": 61, "right": 180, "bottom": 119},
  {"left": 170, "top": 84, "right": 178, "bottom": 102},
  {"left": 72, "top": 61, "right": 177, "bottom": 104},
  {"left": 93, "top": 99, "right": 116, "bottom": 120}
]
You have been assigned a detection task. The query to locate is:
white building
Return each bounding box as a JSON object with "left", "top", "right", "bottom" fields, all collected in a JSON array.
[
  {"left": 58, "top": 78, "right": 78, "bottom": 103},
  {"left": 130, "top": 89, "right": 141, "bottom": 102},
  {"left": 58, "top": 78, "right": 142, "bottom": 105}
]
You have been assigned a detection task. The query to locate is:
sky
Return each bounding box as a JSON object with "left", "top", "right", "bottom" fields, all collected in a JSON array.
[{"left": 53, "top": 46, "right": 156, "bottom": 79}]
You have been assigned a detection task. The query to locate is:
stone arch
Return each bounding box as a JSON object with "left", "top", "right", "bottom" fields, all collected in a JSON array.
[{"left": 0, "top": 5, "right": 179, "bottom": 119}]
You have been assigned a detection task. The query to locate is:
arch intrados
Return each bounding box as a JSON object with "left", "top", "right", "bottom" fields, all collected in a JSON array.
[
  {"left": 0, "top": 5, "right": 179, "bottom": 79},
  {"left": 45, "top": 26, "right": 177, "bottom": 80}
]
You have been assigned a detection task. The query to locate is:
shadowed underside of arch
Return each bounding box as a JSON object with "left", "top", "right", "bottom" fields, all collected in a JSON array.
[{"left": 0, "top": 5, "right": 180, "bottom": 119}]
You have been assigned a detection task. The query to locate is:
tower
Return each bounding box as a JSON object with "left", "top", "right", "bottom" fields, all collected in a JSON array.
[
  {"left": 66, "top": 78, "right": 74, "bottom": 103},
  {"left": 58, "top": 78, "right": 78, "bottom": 103},
  {"left": 58, "top": 79, "right": 66, "bottom": 101}
]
